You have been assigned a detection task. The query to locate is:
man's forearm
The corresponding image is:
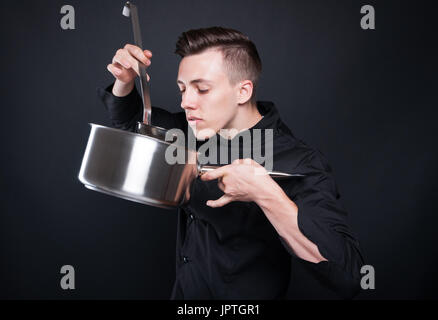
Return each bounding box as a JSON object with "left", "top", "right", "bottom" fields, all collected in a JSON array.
[
  {"left": 112, "top": 79, "right": 135, "bottom": 97},
  {"left": 256, "top": 181, "right": 328, "bottom": 264}
]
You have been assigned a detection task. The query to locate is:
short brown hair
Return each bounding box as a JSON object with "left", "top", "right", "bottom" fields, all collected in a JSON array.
[{"left": 175, "top": 27, "right": 262, "bottom": 103}]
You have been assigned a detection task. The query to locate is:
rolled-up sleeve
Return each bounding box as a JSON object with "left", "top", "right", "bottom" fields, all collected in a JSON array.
[{"left": 281, "top": 148, "right": 365, "bottom": 299}]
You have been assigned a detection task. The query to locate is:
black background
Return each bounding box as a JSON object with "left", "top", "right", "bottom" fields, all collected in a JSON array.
[{"left": 1, "top": 0, "right": 436, "bottom": 299}]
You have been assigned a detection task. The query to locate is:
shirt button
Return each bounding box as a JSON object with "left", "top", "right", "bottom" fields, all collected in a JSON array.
[
  {"left": 189, "top": 214, "right": 194, "bottom": 219},
  {"left": 183, "top": 256, "right": 189, "bottom": 263}
]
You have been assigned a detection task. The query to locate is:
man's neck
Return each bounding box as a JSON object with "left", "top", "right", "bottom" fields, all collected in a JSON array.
[{"left": 220, "top": 102, "right": 263, "bottom": 139}]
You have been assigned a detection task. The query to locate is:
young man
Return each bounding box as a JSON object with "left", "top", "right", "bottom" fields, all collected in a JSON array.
[{"left": 99, "top": 27, "right": 364, "bottom": 299}]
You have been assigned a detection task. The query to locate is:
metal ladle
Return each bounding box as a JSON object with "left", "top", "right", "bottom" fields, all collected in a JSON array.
[{"left": 123, "top": 1, "right": 170, "bottom": 140}]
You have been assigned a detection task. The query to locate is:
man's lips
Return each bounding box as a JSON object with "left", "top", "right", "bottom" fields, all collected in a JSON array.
[{"left": 187, "top": 116, "right": 203, "bottom": 123}]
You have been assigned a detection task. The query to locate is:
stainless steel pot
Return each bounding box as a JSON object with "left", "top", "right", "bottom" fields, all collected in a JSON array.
[
  {"left": 78, "top": 123, "right": 304, "bottom": 209},
  {"left": 78, "top": 123, "right": 198, "bottom": 208}
]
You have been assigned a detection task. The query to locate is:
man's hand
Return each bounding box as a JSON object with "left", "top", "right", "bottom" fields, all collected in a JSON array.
[
  {"left": 106, "top": 44, "right": 152, "bottom": 97},
  {"left": 202, "top": 159, "right": 327, "bottom": 263},
  {"left": 200, "top": 159, "right": 276, "bottom": 207}
]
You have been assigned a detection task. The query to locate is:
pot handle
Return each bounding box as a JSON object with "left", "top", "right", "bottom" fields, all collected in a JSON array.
[{"left": 198, "top": 165, "right": 305, "bottom": 179}]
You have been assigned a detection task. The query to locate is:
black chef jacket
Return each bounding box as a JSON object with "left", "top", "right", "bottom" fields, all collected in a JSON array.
[{"left": 97, "top": 83, "right": 365, "bottom": 299}]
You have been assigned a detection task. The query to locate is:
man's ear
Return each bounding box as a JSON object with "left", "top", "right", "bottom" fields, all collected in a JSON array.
[{"left": 237, "top": 80, "right": 254, "bottom": 105}]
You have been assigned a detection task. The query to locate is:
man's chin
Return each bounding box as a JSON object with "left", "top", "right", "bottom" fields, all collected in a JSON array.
[{"left": 190, "top": 124, "right": 217, "bottom": 140}]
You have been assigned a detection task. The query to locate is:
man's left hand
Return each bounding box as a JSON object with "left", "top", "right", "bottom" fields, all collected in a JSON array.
[{"left": 200, "top": 158, "right": 275, "bottom": 208}]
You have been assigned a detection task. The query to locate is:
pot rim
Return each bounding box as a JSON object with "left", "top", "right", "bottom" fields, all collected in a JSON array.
[{"left": 88, "top": 122, "right": 190, "bottom": 150}]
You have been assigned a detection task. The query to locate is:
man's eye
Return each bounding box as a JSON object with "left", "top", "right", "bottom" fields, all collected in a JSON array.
[
  {"left": 179, "top": 89, "right": 185, "bottom": 95},
  {"left": 198, "top": 89, "right": 209, "bottom": 94}
]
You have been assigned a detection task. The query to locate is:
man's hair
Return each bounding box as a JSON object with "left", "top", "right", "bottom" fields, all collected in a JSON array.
[{"left": 175, "top": 26, "right": 262, "bottom": 103}]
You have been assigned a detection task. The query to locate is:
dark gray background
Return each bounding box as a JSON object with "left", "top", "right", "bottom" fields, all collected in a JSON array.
[{"left": 1, "top": 0, "right": 436, "bottom": 299}]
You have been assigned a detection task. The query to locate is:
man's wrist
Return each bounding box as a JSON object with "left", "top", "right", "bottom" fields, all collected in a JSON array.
[
  {"left": 254, "top": 178, "right": 286, "bottom": 208},
  {"left": 112, "top": 79, "right": 135, "bottom": 97}
]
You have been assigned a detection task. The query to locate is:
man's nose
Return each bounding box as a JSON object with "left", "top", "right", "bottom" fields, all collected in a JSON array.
[{"left": 180, "top": 88, "right": 198, "bottom": 110}]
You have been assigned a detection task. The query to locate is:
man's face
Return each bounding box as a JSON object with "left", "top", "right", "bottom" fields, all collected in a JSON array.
[{"left": 177, "top": 49, "right": 239, "bottom": 139}]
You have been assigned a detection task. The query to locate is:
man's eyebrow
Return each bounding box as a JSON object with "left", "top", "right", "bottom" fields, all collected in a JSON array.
[{"left": 177, "top": 79, "right": 213, "bottom": 85}]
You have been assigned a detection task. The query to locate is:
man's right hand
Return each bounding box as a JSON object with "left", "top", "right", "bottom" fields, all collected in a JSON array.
[{"left": 107, "top": 44, "right": 152, "bottom": 97}]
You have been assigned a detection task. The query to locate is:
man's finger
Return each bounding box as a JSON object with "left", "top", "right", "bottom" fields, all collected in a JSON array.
[
  {"left": 206, "top": 195, "right": 233, "bottom": 208},
  {"left": 217, "top": 180, "right": 225, "bottom": 191},
  {"left": 113, "top": 53, "right": 140, "bottom": 74},
  {"left": 107, "top": 64, "right": 122, "bottom": 76},
  {"left": 200, "top": 165, "right": 230, "bottom": 181},
  {"left": 233, "top": 158, "right": 255, "bottom": 165},
  {"left": 124, "top": 44, "right": 151, "bottom": 66}
]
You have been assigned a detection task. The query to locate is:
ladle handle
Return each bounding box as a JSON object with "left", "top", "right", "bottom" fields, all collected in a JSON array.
[
  {"left": 199, "top": 165, "right": 306, "bottom": 179},
  {"left": 123, "top": 2, "right": 152, "bottom": 125}
]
